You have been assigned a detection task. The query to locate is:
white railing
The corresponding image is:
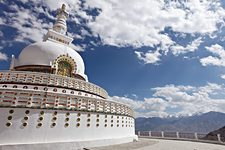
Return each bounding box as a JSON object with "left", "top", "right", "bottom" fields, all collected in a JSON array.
[
  {"left": 136, "top": 131, "right": 225, "bottom": 144},
  {"left": 0, "top": 71, "right": 108, "bottom": 98}
]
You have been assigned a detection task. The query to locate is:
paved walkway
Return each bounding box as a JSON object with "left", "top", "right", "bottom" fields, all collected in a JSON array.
[{"left": 90, "top": 138, "right": 225, "bottom": 150}]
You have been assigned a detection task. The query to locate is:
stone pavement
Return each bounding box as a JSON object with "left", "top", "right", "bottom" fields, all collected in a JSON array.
[{"left": 89, "top": 138, "right": 225, "bottom": 150}]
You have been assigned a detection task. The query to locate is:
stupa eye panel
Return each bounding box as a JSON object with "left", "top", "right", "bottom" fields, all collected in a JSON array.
[{"left": 57, "top": 61, "right": 73, "bottom": 77}]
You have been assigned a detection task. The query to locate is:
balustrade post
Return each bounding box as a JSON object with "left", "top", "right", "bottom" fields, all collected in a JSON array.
[
  {"left": 28, "top": 93, "right": 33, "bottom": 107},
  {"left": 109, "top": 102, "right": 112, "bottom": 113},
  {"left": 161, "top": 131, "right": 164, "bottom": 138},
  {"left": 217, "top": 134, "right": 221, "bottom": 142},
  {"left": 103, "top": 102, "right": 106, "bottom": 112},
  {"left": 94, "top": 100, "right": 97, "bottom": 112},
  {"left": 12, "top": 92, "right": 18, "bottom": 106},
  {"left": 138, "top": 131, "right": 141, "bottom": 136},
  {"left": 66, "top": 97, "right": 70, "bottom": 110},
  {"left": 149, "top": 131, "right": 152, "bottom": 137},
  {"left": 194, "top": 132, "right": 198, "bottom": 140},
  {"left": 176, "top": 132, "right": 179, "bottom": 139},
  {"left": 41, "top": 92, "right": 47, "bottom": 109}
]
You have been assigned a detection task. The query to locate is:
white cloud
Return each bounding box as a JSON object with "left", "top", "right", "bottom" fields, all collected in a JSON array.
[
  {"left": 0, "top": 31, "right": 3, "bottom": 37},
  {"left": 41, "top": 0, "right": 92, "bottom": 23},
  {"left": 200, "top": 44, "right": 225, "bottom": 66},
  {"left": 135, "top": 50, "right": 161, "bottom": 64},
  {"left": 221, "top": 74, "right": 225, "bottom": 80},
  {"left": 69, "top": 43, "right": 85, "bottom": 52},
  {"left": 85, "top": 0, "right": 225, "bottom": 47},
  {"left": 152, "top": 83, "right": 225, "bottom": 116},
  {"left": 135, "top": 37, "right": 203, "bottom": 64},
  {"left": 110, "top": 96, "right": 168, "bottom": 118},
  {"left": 171, "top": 37, "right": 203, "bottom": 55},
  {"left": 0, "top": 18, "right": 4, "bottom": 25},
  {"left": 0, "top": 52, "right": 8, "bottom": 61},
  {"left": 1, "top": 0, "right": 225, "bottom": 62},
  {"left": 83, "top": 0, "right": 225, "bottom": 63},
  {"left": 3, "top": 4, "right": 49, "bottom": 43},
  {"left": 111, "top": 83, "right": 225, "bottom": 117}
]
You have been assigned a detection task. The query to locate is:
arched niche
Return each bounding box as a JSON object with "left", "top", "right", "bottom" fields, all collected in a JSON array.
[{"left": 52, "top": 54, "right": 77, "bottom": 77}]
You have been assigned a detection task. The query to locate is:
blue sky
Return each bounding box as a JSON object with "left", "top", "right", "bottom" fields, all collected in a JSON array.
[{"left": 1, "top": 0, "right": 225, "bottom": 117}]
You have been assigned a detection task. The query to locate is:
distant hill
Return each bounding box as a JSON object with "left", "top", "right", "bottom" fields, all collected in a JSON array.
[{"left": 135, "top": 111, "right": 225, "bottom": 134}]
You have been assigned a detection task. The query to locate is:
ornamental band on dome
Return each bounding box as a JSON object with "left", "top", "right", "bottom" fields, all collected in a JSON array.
[{"left": 0, "top": 4, "right": 137, "bottom": 149}]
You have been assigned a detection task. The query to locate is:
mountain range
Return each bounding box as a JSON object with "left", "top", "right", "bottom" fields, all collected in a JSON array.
[{"left": 135, "top": 111, "right": 225, "bottom": 134}]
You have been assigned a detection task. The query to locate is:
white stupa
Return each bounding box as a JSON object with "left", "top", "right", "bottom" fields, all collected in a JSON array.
[{"left": 0, "top": 4, "right": 137, "bottom": 150}]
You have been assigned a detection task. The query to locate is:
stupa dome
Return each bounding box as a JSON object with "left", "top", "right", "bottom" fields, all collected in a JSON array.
[{"left": 16, "top": 40, "right": 87, "bottom": 81}]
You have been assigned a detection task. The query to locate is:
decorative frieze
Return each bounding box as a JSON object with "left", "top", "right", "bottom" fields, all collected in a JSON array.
[
  {"left": 0, "top": 89, "right": 134, "bottom": 117},
  {"left": 0, "top": 71, "right": 108, "bottom": 99}
]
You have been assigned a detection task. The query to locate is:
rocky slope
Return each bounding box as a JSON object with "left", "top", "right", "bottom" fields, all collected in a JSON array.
[{"left": 203, "top": 126, "right": 225, "bottom": 142}]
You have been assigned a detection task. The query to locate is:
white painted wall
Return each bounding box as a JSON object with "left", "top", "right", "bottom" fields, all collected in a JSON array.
[{"left": 0, "top": 108, "right": 136, "bottom": 145}]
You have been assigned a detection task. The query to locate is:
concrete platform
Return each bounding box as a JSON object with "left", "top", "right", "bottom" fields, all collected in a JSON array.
[
  {"left": 0, "top": 136, "right": 137, "bottom": 150},
  {"left": 90, "top": 138, "right": 225, "bottom": 150},
  {"left": 1, "top": 138, "right": 224, "bottom": 150}
]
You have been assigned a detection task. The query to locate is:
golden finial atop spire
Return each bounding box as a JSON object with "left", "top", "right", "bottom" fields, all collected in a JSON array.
[{"left": 61, "top": 4, "right": 66, "bottom": 11}]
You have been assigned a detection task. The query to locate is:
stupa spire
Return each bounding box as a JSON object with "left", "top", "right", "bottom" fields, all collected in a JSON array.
[
  {"left": 53, "top": 4, "right": 69, "bottom": 35},
  {"left": 43, "top": 4, "right": 73, "bottom": 45}
]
